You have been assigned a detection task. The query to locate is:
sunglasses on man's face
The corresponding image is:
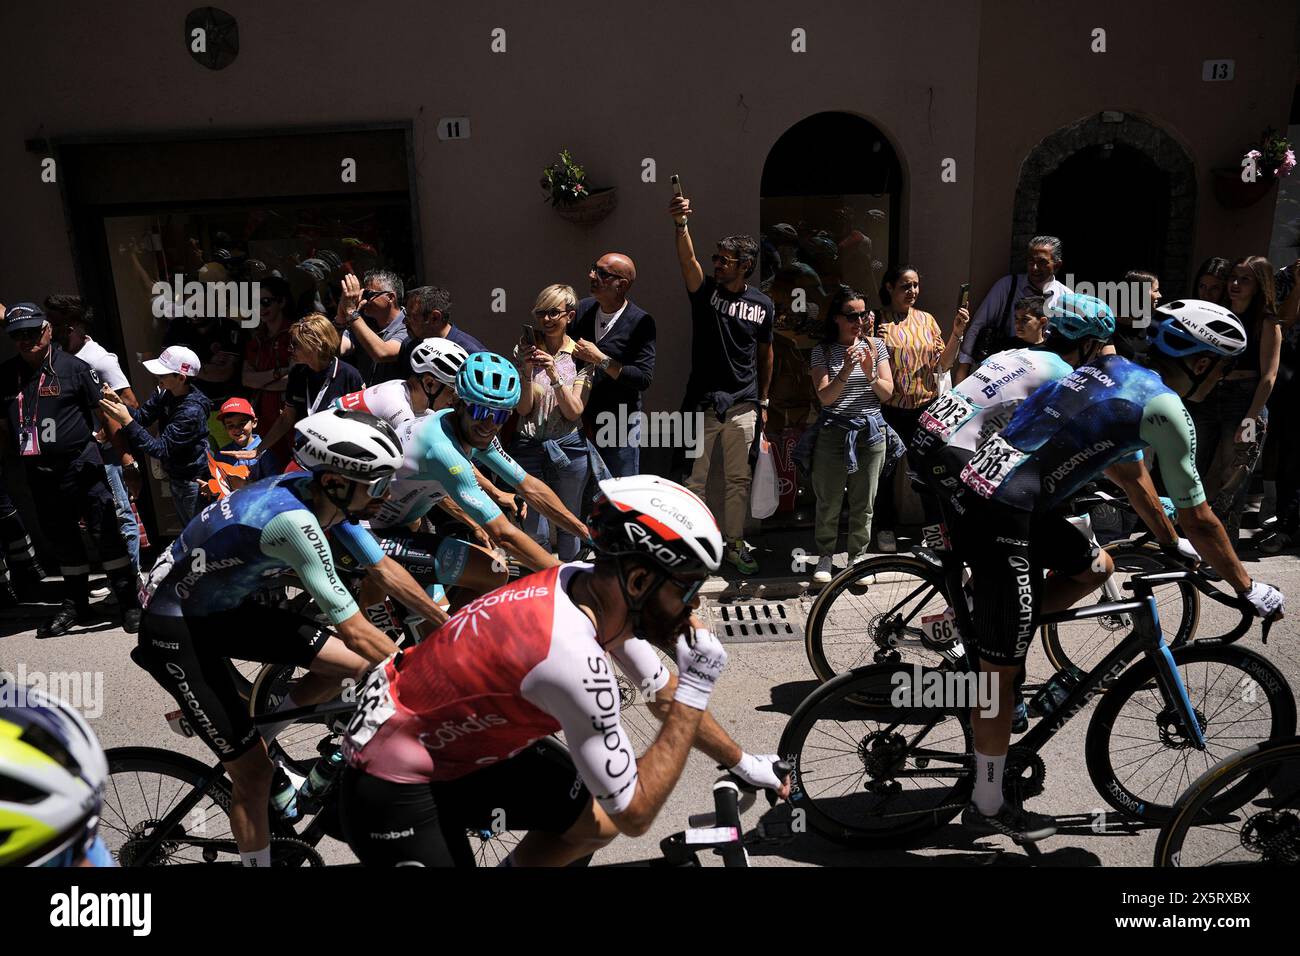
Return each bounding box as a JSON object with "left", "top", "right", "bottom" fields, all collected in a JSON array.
[
  {"left": 361, "top": 289, "right": 393, "bottom": 302},
  {"left": 590, "top": 263, "right": 623, "bottom": 282},
  {"left": 363, "top": 474, "right": 392, "bottom": 499},
  {"left": 466, "top": 403, "right": 511, "bottom": 426},
  {"left": 711, "top": 254, "right": 740, "bottom": 266},
  {"left": 10, "top": 328, "right": 45, "bottom": 342},
  {"left": 670, "top": 575, "right": 706, "bottom": 605}
]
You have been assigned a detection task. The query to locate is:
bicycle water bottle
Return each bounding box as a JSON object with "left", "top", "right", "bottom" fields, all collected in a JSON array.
[
  {"left": 1027, "top": 666, "right": 1085, "bottom": 720},
  {"left": 296, "top": 745, "right": 345, "bottom": 810},
  {"left": 270, "top": 767, "right": 301, "bottom": 823}
]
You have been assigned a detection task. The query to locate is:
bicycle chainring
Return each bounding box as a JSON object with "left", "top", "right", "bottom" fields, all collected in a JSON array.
[
  {"left": 858, "top": 730, "right": 908, "bottom": 784},
  {"left": 271, "top": 836, "right": 325, "bottom": 867},
  {"left": 1003, "top": 748, "right": 1046, "bottom": 801}
]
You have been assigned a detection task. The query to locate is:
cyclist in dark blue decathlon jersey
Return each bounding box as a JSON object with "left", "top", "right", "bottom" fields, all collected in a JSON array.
[
  {"left": 132, "top": 409, "right": 449, "bottom": 868},
  {"left": 946, "top": 297, "right": 1285, "bottom": 844}
]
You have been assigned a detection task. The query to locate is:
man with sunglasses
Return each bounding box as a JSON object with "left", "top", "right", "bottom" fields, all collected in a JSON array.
[
  {"left": 340, "top": 475, "right": 788, "bottom": 867},
  {"left": 392, "top": 286, "right": 487, "bottom": 379},
  {"left": 571, "top": 255, "right": 657, "bottom": 478},
  {"left": 131, "top": 408, "right": 446, "bottom": 867},
  {"left": 367, "top": 352, "right": 590, "bottom": 591},
  {"left": 336, "top": 270, "right": 410, "bottom": 386},
  {"left": 0, "top": 303, "right": 142, "bottom": 637},
  {"left": 670, "top": 194, "right": 774, "bottom": 575}
]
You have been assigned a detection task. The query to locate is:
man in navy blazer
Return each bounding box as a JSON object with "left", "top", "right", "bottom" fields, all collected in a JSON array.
[{"left": 571, "top": 253, "right": 656, "bottom": 478}]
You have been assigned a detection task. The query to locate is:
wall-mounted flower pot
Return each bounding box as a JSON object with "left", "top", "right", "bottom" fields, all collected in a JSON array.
[
  {"left": 1212, "top": 168, "right": 1278, "bottom": 209},
  {"left": 554, "top": 187, "right": 618, "bottom": 226}
]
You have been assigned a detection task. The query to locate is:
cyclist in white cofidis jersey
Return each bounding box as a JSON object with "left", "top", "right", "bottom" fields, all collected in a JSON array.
[
  {"left": 339, "top": 476, "right": 790, "bottom": 867},
  {"left": 946, "top": 298, "right": 1285, "bottom": 842}
]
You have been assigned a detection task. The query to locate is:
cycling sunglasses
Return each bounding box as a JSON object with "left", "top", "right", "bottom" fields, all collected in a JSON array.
[
  {"left": 361, "top": 474, "right": 392, "bottom": 498},
  {"left": 670, "top": 574, "right": 706, "bottom": 605},
  {"left": 466, "top": 402, "right": 511, "bottom": 426}
]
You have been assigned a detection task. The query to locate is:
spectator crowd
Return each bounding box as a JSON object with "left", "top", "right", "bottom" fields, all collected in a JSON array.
[{"left": 4, "top": 192, "right": 1300, "bottom": 638}]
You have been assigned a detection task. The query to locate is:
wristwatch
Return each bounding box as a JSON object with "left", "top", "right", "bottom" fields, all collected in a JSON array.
[
  {"left": 598, "top": 356, "right": 612, "bottom": 371},
  {"left": 759, "top": 398, "right": 770, "bottom": 408}
]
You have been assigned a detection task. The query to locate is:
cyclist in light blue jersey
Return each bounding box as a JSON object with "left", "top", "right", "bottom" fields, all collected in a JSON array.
[
  {"left": 360, "top": 352, "right": 592, "bottom": 610},
  {"left": 948, "top": 298, "right": 1285, "bottom": 842}
]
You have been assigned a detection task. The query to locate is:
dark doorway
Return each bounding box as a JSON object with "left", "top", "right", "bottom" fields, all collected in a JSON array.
[{"left": 1036, "top": 143, "right": 1170, "bottom": 287}]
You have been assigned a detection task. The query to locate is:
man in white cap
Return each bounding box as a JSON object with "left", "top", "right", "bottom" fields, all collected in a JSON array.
[{"left": 100, "top": 345, "right": 212, "bottom": 526}]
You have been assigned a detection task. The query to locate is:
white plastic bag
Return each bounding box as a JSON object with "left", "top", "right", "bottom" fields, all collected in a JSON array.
[{"left": 751, "top": 433, "right": 779, "bottom": 519}]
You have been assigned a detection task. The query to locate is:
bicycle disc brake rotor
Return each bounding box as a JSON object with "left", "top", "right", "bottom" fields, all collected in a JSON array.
[
  {"left": 1002, "top": 748, "right": 1046, "bottom": 801},
  {"left": 617, "top": 674, "right": 637, "bottom": 709},
  {"left": 1156, "top": 706, "right": 1207, "bottom": 748},
  {"left": 1240, "top": 810, "right": 1300, "bottom": 864},
  {"left": 858, "top": 730, "right": 908, "bottom": 794}
]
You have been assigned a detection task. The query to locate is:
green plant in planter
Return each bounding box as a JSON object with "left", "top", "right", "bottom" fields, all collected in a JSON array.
[{"left": 540, "top": 150, "right": 591, "bottom": 206}]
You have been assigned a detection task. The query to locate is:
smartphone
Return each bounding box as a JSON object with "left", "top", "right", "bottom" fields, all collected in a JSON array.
[
  {"left": 671, "top": 174, "right": 687, "bottom": 225},
  {"left": 958, "top": 282, "right": 971, "bottom": 311},
  {"left": 521, "top": 324, "right": 536, "bottom": 348}
]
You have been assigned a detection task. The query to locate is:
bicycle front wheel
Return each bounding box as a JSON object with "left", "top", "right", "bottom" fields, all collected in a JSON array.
[
  {"left": 1153, "top": 736, "right": 1300, "bottom": 867},
  {"left": 805, "top": 556, "right": 957, "bottom": 682},
  {"left": 102, "top": 747, "right": 236, "bottom": 866},
  {"left": 1041, "top": 541, "right": 1199, "bottom": 676},
  {"left": 781, "top": 663, "right": 974, "bottom": 846},
  {"left": 1086, "top": 645, "right": 1296, "bottom": 824}
]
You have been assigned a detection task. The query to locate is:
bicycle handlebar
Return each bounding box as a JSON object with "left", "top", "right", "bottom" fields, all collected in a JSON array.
[{"left": 1123, "top": 569, "right": 1280, "bottom": 644}]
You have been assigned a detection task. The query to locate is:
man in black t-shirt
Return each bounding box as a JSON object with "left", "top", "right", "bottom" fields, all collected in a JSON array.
[{"left": 670, "top": 194, "right": 774, "bottom": 575}]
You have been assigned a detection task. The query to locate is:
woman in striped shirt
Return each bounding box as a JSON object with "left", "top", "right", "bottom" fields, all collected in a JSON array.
[
  {"left": 872, "top": 265, "right": 968, "bottom": 552},
  {"left": 807, "top": 287, "right": 895, "bottom": 582}
]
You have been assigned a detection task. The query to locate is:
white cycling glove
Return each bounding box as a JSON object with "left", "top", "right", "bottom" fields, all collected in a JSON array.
[
  {"left": 1242, "top": 580, "right": 1285, "bottom": 618},
  {"left": 673, "top": 628, "right": 728, "bottom": 711},
  {"left": 1175, "top": 537, "right": 1201, "bottom": 563},
  {"left": 730, "top": 752, "right": 785, "bottom": 791}
]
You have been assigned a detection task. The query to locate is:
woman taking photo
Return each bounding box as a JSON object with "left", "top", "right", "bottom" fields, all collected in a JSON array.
[
  {"left": 805, "top": 287, "right": 894, "bottom": 582},
  {"left": 509, "top": 284, "right": 607, "bottom": 561},
  {"left": 871, "top": 265, "right": 967, "bottom": 551},
  {"left": 1189, "top": 255, "right": 1282, "bottom": 546}
]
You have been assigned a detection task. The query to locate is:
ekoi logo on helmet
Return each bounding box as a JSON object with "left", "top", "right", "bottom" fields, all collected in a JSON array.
[{"left": 624, "top": 521, "right": 688, "bottom": 568}]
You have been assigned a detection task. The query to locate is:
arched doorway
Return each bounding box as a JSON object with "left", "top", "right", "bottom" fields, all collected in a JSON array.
[
  {"left": 1012, "top": 113, "right": 1196, "bottom": 298},
  {"left": 756, "top": 112, "right": 904, "bottom": 522}
]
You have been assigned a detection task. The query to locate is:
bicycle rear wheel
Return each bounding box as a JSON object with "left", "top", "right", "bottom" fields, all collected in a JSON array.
[
  {"left": 102, "top": 747, "right": 237, "bottom": 866},
  {"left": 1042, "top": 541, "right": 1199, "bottom": 676},
  {"left": 781, "top": 663, "right": 974, "bottom": 846},
  {"left": 1086, "top": 644, "right": 1296, "bottom": 824},
  {"left": 1153, "top": 736, "right": 1300, "bottom": 866},
  {"left": 805, "top": 557, "right": 958, "bottom": 682}
]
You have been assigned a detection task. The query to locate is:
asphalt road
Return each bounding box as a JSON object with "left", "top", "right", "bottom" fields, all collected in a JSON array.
[{"left": 3, "top": 548, "right": 1298, "bottom": 868}]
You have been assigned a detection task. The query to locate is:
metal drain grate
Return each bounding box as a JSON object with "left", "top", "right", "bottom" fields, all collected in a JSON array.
[{"left": 708, "top": 600, "right": 802, "bottom": 642}]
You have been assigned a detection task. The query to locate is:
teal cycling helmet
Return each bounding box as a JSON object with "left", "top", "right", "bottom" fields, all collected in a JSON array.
[
  {"left": 1047, "top": 291, "right": 1116, "bottom": 341},
  {"left": 1150, "top": 299, "right": 1247, "bottom": 359},
  {"left": 456, "top": 352, "right": 521, "bottom": 410}
]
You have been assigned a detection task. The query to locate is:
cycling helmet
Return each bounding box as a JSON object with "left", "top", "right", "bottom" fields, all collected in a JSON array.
[
  {"left": 0, "top": 676, "right": 108, "bottom": 867},
  {"left": 1150, "top": 300, "right": 1247, "bottom": 358},
  {"left": 589, "top": 476, "right": 723, "bottom": 575},
  {"left": 456, "top": 352, "right": 521, "bottom": 410},
  {"left": 410, "top": 337, "right": 468, "bottom": 385},
  {"left": 1047, "top": 291, "right": 1116, "bottom": 341},
  {"left": 293, "top": 408, "right": 403, "bottom": 482}
]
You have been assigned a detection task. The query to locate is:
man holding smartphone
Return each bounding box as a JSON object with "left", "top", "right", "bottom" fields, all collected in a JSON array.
[
  {"left": 670, "top": 190, "right": 774, "bottom": 576},
  {"left": 336, "top": 270, "right": 410, "bottom": 385}
]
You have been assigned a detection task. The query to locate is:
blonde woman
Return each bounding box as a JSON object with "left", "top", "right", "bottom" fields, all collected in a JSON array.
[
  {"left": 258, "top": 313, "right": 365, "bottom": 454},
  {"left": 509, "top": 284, "right": 606, "bottom": 560}
]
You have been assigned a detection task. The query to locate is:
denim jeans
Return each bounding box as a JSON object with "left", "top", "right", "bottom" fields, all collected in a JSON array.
[
  {"left": 169, "top": 477, "right": 204, "bottom": 529},
  {"left": 103, "top": 462, "right": 140, "bottom": 570},
  {"left": 508, "top": 437, "right": 591, "bottom": 561},
  {"left": 597, "top": 413, "right": 641, "bottom": 479}
]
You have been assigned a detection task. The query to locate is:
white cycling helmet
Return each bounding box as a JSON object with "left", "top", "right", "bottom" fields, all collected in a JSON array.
[
  {"left": 0, "top": 676, "right": 109, "bottom": 867},
  {"left": 410, "top": 337, "right": 468, "bottom": 385},
  {"left": 589, "top": 476, "right": 723, "bottom": 574},
  {"left": 1151, "top": 300, "right": 1248, "bottom": 359},
  {"left": 293, "top": 408, "right": 404, "bottom": 483}
]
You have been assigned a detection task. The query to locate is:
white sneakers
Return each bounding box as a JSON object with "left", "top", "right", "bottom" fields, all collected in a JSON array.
[{"left": 813, "top": 555, "right": 834, "bottom": 584}]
